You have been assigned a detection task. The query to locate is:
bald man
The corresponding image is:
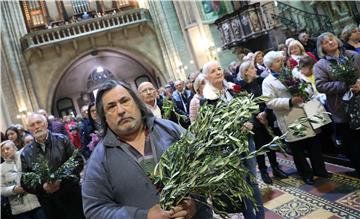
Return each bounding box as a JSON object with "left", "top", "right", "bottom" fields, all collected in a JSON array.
[
  {"left": 38, "top": 109, "right": 68, "bottom": 137},
  {"left": 138, "top": 82, "right": 162, "bottom": 118},
  {"left": 21, "top": 113, "right": 85, "bottom": 219}
]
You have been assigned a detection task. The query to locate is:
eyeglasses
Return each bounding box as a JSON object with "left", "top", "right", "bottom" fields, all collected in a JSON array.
[{"left": 139, "top": 87, "right": 155, "bottom": 94}]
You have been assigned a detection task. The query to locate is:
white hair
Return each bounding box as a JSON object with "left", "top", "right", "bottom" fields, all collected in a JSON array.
[
  {"left": 0, "top": 140, "right": 17, "bottom": 149},
  {"left": 263, "top": 51, "right": 285, "bottom": 68},
  {"left": 243, "top": 52, "right": 255, "bottom": 62},
  {"left": 285, "top": 38, "right": 295, "bottom": 47},
  {"left": 202, "top": 61, "right": 219, "bottom": 76}
]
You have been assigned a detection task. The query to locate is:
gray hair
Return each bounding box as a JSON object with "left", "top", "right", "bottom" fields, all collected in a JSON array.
[
  {"left": 0, "top": 140, "right": 17, "bottom": 149},
  {"left": 341, "top": 24, "right": 358, "bottom": 42},
  {"left": 239, "top": 61, "right": 253, "bottom": 80},
  {"left": 316, "top": 32, "right": 343, "bottom": 58},
  {"left": 193, "top": 74, "right": 206, "bottom": 94},
  {"left": 95, "top": 80, "right": 153, "bottom": 137},
  {"left": 263, "top": 51, "right": 285, "bottom": 68},
  {"left": 27, "top": 113, "right": 48, "bottom": 124},
  {"left": 202, "top": 61, "right": 219, "bottom": 76}
]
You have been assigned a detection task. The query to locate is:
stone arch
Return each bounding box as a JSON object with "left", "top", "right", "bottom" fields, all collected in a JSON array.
[{"left": 47, "top": 47, "right": 166, "bottom": 116}]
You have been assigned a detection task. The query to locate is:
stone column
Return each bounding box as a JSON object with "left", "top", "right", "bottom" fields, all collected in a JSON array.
[
  {"left": 145, "top": 0, "right": 185, "bottom": 80},
  {"left": 1, "top": 1, "right": 39, "bottom": 126}
]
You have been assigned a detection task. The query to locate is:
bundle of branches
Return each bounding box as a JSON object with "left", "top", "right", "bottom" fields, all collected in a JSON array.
[
  {"left": 22, "top": 150, "right": 80, "bottom": 188},
  {"left": 152, "top": 92, "right": 321, "bottom": 218},
  {"left": 153, "top": 94, "right": 275, "bottom": 217},
  {"left": 162, "top": 97, "right": 188, "bottom": 124},
  {"left": 331, "top": 56, "right": 358, "bottom": 87}
]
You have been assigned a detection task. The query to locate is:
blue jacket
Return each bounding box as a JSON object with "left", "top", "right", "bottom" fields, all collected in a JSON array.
[{"left": 82, "top": 116, "right": 212, "bottom": 219}]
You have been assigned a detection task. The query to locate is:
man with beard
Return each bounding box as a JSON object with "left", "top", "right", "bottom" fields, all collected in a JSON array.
[
  {"left": 82, "top": 80, "right": 212, "bottom": 219},
  {"left": 20, "top": 113, "right": 85, "bottom": 219}
]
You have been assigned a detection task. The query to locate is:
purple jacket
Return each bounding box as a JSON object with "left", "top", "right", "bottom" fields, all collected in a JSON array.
[{"left": 314, "top": 50, "right": 360, "bottom": 123}]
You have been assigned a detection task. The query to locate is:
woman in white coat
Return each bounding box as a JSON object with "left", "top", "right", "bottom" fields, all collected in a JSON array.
[
  {"left": 261, "top": 51, "right": 331, "bottom": 185},
  {"left": 1, "top": 140, "right": 46, "bottom": 219}
]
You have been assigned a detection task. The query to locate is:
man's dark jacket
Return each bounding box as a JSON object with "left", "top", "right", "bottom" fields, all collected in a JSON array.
[{"left": 20, "top": 132, "right": 84, "bottom": 219}]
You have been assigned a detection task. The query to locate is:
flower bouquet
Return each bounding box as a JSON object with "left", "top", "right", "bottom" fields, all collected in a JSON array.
[
  {"left": 278, "top": 65, "right": 311, "bottom": 101},
  {"left": 87, "top": 132, "right": 101, "bottom": 151}
]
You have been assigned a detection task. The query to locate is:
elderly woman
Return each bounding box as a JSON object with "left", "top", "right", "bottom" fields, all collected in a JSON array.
[
  {"left": 253, "top": 51, "right": 267, "bottom": 77},
  {"left": 262, "top": 51, "right": 331, "bottom": 185},
  {"left": 288, "top": 40, "right": 317, "bottom": 78},
  {"left": 314, "top": 32, "right": 360, "bottom": 177},
  {"left": 239, "top": 61, "right": 288, "bottom": 184},
  {"left": 341, "top": 24, "right": 360, "bottom": 54},
  {"left": 1, "top": 140, "right": 46, "bottom": 219},
  {"left": 202, "top": 60, "right": 264, "bottom": 219},
  {"left": 189, "top": 74, "right": 206, "bottom": 123}
]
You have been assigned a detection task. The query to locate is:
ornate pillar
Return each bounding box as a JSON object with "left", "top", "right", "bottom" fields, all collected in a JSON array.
[{"left": 0, "top": 1, "right": 39, "bottom": 126}]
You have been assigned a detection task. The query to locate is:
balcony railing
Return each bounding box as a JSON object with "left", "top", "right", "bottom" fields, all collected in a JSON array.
[
  {"left": 215, "top": 2, "right": 333, "bottom": 50},
  {"left": 20, "top": 8, "right": 152, "bottom": 51},
  {"left": 215, "top": 3, "right": 273, "bottom": 49},
  {"left": 272, "top": 2, "right": 333, "bottom": 36}
]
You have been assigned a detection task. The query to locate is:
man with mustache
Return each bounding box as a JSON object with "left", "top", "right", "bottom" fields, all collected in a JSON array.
[
  {"left": 20, "top": 113, "right": 85, "bottom": 219},
  {"left": 82, "top": 80, "right": 212, "bottom": 219}
]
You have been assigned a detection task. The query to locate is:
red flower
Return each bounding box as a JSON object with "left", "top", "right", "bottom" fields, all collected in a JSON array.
[{"left": 232, "top": 84, "right": 241, "bottom": 93}]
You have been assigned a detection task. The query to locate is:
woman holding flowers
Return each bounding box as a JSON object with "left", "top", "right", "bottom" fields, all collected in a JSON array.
[
  {"left": 314, "top": 32, "right": 360, "bottom": 178},
  {"left": 262, "top": 51, "right": 330, "bottom": 185},
  {"left": 288, "top": 40, "right": 317, "bottom": 78},
  {"left": 202, "top": 60, "right": 264, "bottom": 219}
]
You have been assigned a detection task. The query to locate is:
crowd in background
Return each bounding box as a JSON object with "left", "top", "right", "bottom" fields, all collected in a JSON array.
[{"left": 1, "top": 24, "right": 360, "bottom": 219}]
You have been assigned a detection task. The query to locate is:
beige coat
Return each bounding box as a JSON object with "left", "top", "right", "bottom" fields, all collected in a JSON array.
[
  {"left": 262, "top": 73, "right": 316, "bottom": 142},
  {"left": 1, "top": 150, "right": 41, "bottom": 215}
]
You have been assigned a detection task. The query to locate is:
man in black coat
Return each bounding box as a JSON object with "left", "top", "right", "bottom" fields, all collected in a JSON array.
[
  {"left": 21, "top": 113, "right": 85, "bottom": 219},
  {"left": 171, "top": 80, "right": 193, "bottom": 128}
]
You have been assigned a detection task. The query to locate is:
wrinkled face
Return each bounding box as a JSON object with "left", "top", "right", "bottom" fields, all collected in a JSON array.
[
  {"left": 175, "top": 82, "right": 184, "bottom": 92},
  {"left": 255, "top": 53, "right": 264, "bottom": 64},
  {"left": 138, "top": 83, "right": 157, "bottom": 105},
  {"left": 205, "top": 62, "right": 224, "bottom": 86},
  {"left": 300, "top": 66, "right": 313, "bottom": 77},
  {"left": 321, "top": 35, "right": 339, "bottom": 55},
  {"left": 245, "top": 65, "right": 257, "bottom": 81},
  {"left": 27, "top": 114, "right": 48, "bottom": 142},
  {"left": 300, "top": 33, "right": 309, "bottom": 44},
  {"left": 24, "top": 135, "right": 34, "bottom": 146},
  {"left": 1, "top": 143, "right": 16, "bottom": 160},
  {"left": 90, "top": 105, "right": 97, "bottom": 121},
  {"left": 349, "top": 28, "right": 360, "bottom": 42},
  {"left": 102, "top": 86, "right": 142, "bottom": 138},
  {"left": 270, "top": 57, "right": 283, "bottom": 73},
  {"left": 290, "top": 45, "right": 301, "bottom": 56},
  {"left": 6, "top": 130, "right": 17, "bottom": 142}
]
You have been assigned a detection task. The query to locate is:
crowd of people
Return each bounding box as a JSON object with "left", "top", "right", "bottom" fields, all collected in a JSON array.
[{"left": 1, "top": 24, "right": 360, "bottom": 219}]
